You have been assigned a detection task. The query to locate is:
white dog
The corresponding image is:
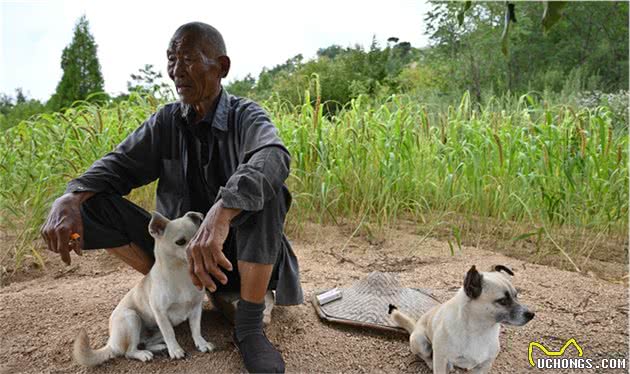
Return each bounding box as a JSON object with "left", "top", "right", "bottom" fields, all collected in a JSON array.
[
  {"left": 389, "top": 265, "right": 535, "bottom": 373},
  {"left": 73, "top": 211, "right": 215, "bottom": 366}
]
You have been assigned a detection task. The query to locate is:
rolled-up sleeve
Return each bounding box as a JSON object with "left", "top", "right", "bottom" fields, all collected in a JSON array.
[
  {"left": 65, "top": 111, "right": 163, "bottom": 196},
  {"left": 218, "top": 104, "right": 290, "bottom": 212}
]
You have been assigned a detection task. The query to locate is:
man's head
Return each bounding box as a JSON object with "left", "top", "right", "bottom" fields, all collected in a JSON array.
[{"left": 167, "top": 22, "right": 231, "bottom": 106}]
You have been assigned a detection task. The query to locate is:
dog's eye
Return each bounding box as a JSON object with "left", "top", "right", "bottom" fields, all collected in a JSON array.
[
  {"left": 496, "top": 297, "right": 511, "bottom": 306},
  {"left": 175, "top": 238, "right": 187, "bottom": 246}
]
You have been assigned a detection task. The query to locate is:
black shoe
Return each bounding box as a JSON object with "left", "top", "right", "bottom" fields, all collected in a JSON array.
[{"left": 233, "top": 332, "right": 285, "bottom": 373}]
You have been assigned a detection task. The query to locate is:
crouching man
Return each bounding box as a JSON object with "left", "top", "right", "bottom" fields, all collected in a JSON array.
[{"left": 40, "top": 21, "right": 303, "bottom": 373}]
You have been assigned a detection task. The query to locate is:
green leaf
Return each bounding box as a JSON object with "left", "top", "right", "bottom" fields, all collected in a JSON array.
[
  {"left": 542, "top": 1, "right": 568, "bottom": 33},
  {"left": 511, "top": 231, "right": 538, "bottom": 242},
  {"left": 457, "top": 1, "right": 473, "bottom": 27},
  {"left": 501, "top": 2, "right": 516, "bottom": 57},
  {"left": 452, "top": 225, "right": 462, "bottom": 251},
  {"left": 512, "top": 227, "right": 545, "bottom": 244}
]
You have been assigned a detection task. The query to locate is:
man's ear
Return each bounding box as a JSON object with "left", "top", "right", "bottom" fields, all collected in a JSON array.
[
  {"left": 464, "top": 265, "right": 483, "bottom": 299},
  {"left": 185, "top": 211, "right": 204, "bottom": 226},
  {"left": 218, "top": 55, "right": 231, "bottom": 78},
  {"left": 149, "top": 211, "right": 170, "bottom": 238}
]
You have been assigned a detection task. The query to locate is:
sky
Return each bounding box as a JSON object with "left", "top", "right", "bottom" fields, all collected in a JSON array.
[{"left": 0, "top": 0, "right": 432, "bottom": 102}]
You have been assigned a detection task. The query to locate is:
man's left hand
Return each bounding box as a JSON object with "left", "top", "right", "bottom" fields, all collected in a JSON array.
[{"left": 186, "top": 199, "right": 241, "bottom": 291}]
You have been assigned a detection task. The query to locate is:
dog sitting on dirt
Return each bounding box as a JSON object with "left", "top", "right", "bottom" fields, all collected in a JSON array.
[
  {"left": 73, "top": 211, "right": 215, "bottom": 366},
  {"left": 389, "top": 265, "right": 535, "bottom": 373}
]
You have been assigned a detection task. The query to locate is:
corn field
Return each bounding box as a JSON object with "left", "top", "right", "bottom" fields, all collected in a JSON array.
[{"left": 0, "top": 92, "right": 627, "bottom": 268}]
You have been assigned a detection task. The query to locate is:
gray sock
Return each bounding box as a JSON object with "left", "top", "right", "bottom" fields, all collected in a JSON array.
[{"left": 234, "top": 299, "right": 265, "bottom": 342}]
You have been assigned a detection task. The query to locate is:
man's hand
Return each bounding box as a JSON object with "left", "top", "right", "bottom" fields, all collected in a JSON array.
[
  {"left": 40, "top": 192, "right": 93, "bottom": 265},
  {"left": 187, "top": 200, "right": 241, "bottom": 291}
]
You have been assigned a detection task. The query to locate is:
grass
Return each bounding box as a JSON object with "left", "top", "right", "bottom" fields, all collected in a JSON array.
[
  {"left": 0, "top": 90, "right": 627, "bottom": 276},
  {"left": 278, "top": 92, "right": 627, "bottom": 226},
  {"left": 0, "top": 94, "right": 159, "bottom": 266}
]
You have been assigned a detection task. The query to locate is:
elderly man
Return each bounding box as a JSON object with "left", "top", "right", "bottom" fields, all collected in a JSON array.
[{"left": 40, "top": 22, "right": 302, "bottom": 373}]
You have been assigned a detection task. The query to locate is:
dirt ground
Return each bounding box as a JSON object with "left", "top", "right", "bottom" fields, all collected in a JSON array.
[{"left": 0, "top": 222, "right": 628, "bottom": 373}]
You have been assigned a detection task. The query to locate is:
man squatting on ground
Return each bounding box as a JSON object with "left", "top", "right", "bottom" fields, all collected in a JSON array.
[{"left": 40, "top": 22, "right": 303, "bottom": 373}]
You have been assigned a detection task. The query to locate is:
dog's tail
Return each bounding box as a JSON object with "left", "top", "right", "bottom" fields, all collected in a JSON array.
[
  {"left": 73, "top": 328, "right": 114, "bottom": 367},
  {"left": 388, "top": 304, "right": 416, "bottom": 334}
]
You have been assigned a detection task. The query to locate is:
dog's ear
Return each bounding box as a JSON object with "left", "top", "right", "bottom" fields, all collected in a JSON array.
[
  {"left": 464, "top": 265, "right": 483, "bottom": 299},
  {"left": 492, "top": 264, "right": 514, "bottom": 276},
  {"left": 185, "top": 211, "right": 204, "bottom": 227},
  {"left": 149, "top": 211, "right": 170, "bottom": 238}
]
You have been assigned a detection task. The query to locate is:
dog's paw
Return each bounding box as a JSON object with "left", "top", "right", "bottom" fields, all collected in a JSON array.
[
  {"left": 127, "top": 350, "right": 154, "bottom": 362},
  {"left": 167, "top": 345, "right": 186, "bottom": 360},
  {"left": 263, "top": 313, "right": 272, "bottom": 326},
  {"left": 194, "top": 337, "right": 215, "bottom": 353},
  {"left": 138, "top": 350, "right": 153, "bottom": 362},
  {"left": 199, "top": 341, "right": 216, "bottom": 353}
]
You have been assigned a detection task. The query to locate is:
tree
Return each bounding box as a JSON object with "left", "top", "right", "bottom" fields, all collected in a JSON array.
[
  {"left": 317, "top": 45, "right": 344, "bottom": 60},
  {"left": 226, "top": 73, "right": 256, "bottom": 97},
  {"left": 456, "top": 1, "right": 569, "bottom": 57},
  {"left": 423, "top": 1, "right": 628, "bottom": 101},
  {"left": 0, "top": 90, "right": 46, "bottom": 130},
  {"left": 126, "top": 64, "right": 173, "bottom": 100},
  {"left": 15, "top": 88, "right": 26, "bottom": 104},
  {"left": 0, "top": 94, "right": 13, "bottom": 116},
  {"left": 48, "top": 15, "right": 105, "bottom": 111},
  {"left": 224, "top": 41, "right": 423, "bottom": 110}
]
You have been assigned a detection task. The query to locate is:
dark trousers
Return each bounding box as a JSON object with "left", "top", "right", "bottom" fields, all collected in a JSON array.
[{"left": 80, "top": 193, "right": 288, "bottom": 292}]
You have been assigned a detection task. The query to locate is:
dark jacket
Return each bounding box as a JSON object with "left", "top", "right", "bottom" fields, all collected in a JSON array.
[{"left": 66, "top": 89, "right": 303, "bottom": 305}]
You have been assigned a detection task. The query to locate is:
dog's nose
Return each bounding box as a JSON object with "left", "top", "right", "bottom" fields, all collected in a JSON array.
[{"left": 524, "top": 311, "right": 535, "bottom": 320}]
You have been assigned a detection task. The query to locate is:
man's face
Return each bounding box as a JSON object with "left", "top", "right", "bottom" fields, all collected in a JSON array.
[{"left": 167, "top": 31, "right": 222, "bottom": 105}]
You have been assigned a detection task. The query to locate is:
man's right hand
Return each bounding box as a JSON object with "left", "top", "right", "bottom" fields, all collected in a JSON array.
[{"left": 40, "top": 192, "right": 93, "bottom": 265}]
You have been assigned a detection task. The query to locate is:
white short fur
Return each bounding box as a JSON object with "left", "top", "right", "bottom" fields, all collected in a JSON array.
[
  {"left": 389, "top": 265, "right": 534, "bottom": 374},
  {"left": 73, "top": 211, "right": 214, "bottom": 366}
]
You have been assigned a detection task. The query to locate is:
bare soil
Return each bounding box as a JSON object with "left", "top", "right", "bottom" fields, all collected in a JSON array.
[{"left": 0, "top": 223, "right": 628, "bottom": 373}]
